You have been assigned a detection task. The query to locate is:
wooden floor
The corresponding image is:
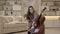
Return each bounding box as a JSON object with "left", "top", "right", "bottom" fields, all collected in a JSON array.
[
  {"left": 5, "top": 28, "right": 60, "bottom": 34},
  {"left": 45, "top": 28, "right": 60, "bottom": 34}
]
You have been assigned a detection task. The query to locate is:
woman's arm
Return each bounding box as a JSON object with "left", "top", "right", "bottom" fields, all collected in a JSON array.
[
  {"left": 32, "top": 12, "right": 39, "bottom": 26},
  {"left": 33, "top": 12, "right": 39, "bottom": 21}
]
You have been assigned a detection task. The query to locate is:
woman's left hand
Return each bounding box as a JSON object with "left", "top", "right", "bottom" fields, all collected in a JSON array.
[{"left": 32, "top": 21, "right": 35, "bottom": 26}]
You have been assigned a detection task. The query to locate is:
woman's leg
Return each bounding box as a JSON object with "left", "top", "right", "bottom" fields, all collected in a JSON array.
[{"left": 28, "top": 21, "right": 33, "bottom": 34}]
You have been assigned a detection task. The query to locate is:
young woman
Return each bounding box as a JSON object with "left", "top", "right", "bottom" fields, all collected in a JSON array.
[{"left": 24, "top": 6, "right": 39, "bottom": 34}]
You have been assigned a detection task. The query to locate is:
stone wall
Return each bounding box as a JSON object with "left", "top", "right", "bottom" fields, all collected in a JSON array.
[
  {"left": 0, "top": 0, "right": 22, "bottom": 16},
  {"left": 0, "top": 0, "right": 40, "bottom": 16}
]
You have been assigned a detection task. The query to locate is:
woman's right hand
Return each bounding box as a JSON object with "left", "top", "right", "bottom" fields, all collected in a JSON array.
[{"left": 24, "top": 17, "right": 26, "bottom": 20}]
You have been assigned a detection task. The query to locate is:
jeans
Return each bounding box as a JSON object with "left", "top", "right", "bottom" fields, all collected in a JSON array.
[
  {"left": 28, "top": 21, "right": 37, "bottom": 34},
  {"left": 28, "top": 21, "right": 32, "bottom": 34}
]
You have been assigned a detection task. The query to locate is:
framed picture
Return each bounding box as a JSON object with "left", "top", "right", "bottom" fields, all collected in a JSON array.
[
  {"left": 4, "top": 5, "right": 12, "bottom": 10},
  {"left": 49, "top": 6, "right": 58, "bottom": 11},
  {"left": 12, "top": 10, "right": 21, "bottom": 16},
  {"left": 0, "top": 5, "right": 3, "bottom": 10},
  {"left": 5, "top": 10, "right": 12, "bottom": 16},
  {"left": 0, "top": 1, "right": 5, "bottom": 5},
  {"left": 6, "top": 1, "right": 15, "bottom": 5},
  {"left": 45, "top": 11, "right": 56, "bottom": 16},
  {"left": 56, "top": 11, "right": 60, "bottom": 16},
  {"left": 42, "top": 2, "right": 54, "bottom": 6},
  {"left": 14, "top": 0, "right": 21, "bottom": 5},
  {"left": 13, "top": 5, "right": 21, "bottom": 10},
  {"left": 0, "top": 10, "right": 5, "bottom": 16}
]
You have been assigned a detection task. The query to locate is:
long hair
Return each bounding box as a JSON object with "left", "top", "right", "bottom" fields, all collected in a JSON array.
[{"left": 26, "top": 6, "right": 35, "bottom": 20}]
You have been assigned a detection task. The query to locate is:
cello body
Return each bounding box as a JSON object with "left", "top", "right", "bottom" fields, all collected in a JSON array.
[
  {"left": 34, "top": 15, "right": 45, "bottom": 34},
  {"left": 29, "top": 15, "right": 45, "bottom": 34}
]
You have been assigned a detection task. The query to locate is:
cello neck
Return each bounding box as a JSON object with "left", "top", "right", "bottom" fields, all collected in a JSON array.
[{"left": 40, "top": 7, "right": 46, "bottom": 15}]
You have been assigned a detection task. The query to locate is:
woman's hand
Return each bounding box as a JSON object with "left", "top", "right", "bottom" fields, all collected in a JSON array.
[
  {"left": 22, "top": 17, "right": 27, "bottom": 22},
  {"left": 32, "top": 21, "right": 35, "bottom": 26},
  {"left": 24, "top": 17, "right": 27, "bottom": 21}
]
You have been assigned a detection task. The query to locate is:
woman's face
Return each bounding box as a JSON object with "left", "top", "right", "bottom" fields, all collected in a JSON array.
[{"left": 29, "top": 7, "right": 34, "bottom": 13}]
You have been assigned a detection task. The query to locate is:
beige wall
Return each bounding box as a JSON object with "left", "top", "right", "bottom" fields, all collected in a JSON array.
[
  {"left": 0, "top": 17, "right": 4, "bottom": 34},
  {"left": 42, "top": 0, "right": 60, "bottom": 2}
]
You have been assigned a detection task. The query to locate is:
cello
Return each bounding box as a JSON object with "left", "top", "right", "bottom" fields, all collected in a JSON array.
[{"left": 29, "top": 7, "right": 46, "bottom": 34}]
